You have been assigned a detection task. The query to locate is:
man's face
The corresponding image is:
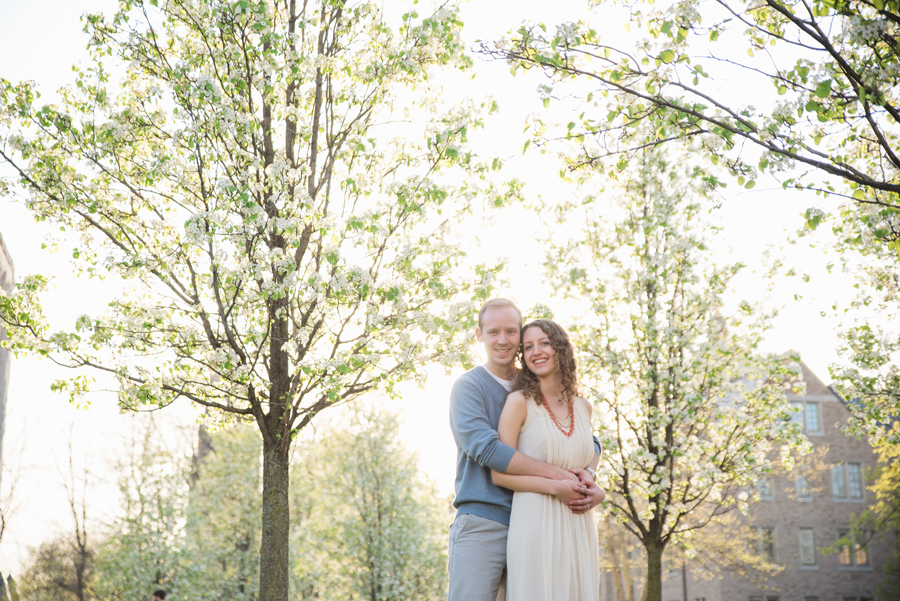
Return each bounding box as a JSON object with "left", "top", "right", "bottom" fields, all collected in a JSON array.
[{"left": 475, "top": 306, "right": 521, "bottom": 375}]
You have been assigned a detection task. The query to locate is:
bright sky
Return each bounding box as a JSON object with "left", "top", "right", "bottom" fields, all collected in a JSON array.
[{"left": 0, "top": 0, "right": 859, "bottom": 574}]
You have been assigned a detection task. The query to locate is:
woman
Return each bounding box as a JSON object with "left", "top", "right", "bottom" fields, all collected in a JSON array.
[{"left": 491, "top": 319, "right": 600, "bottom": 600}]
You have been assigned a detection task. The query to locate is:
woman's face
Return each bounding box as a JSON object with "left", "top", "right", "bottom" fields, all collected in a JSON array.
[{"left": 522, "top": 325, "right": 556, "bottom": 378}]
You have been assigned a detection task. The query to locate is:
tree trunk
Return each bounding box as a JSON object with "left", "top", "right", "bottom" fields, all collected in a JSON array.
[
  {"left": 259, "top": 440, "right": 291, "bottom": 601},
  {"left": 611, "top": 553, "right": 625, "bottom": 601},
  {"left": 645, "top": 540, "right": 663, "bottom": 601}
]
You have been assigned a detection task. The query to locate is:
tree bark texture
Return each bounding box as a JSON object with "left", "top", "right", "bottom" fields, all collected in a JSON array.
[
  {"left": 260, "top": 441, "right": 291, "bottom": 601},
  {"left": 645, "top": 541, "right": 663, "bottom": 601}
]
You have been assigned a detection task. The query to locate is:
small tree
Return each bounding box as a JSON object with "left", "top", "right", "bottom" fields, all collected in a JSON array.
[
  {"left": 0, "top": 1, "right": 501, "bottom": 598},
  {"left": 292, "top": 405, "right": 448, "bottom": 601},
  {"left": 181, "top": 425, "right": 262, "bottom": 601},
  {"left": 19, "top": 536, "right": 95, "bottom": 601},
  {"left": 20, "top": 439, "right": 97, "bottom": 601},
  {"left": 598, "top": 515, "right": 645, "bottom": 601},
  {"left": 91, "top": 419, "right": 188, "bottom": 600},
  {"left": 546, "top": 150, "right": 807, "bottom": 601}
]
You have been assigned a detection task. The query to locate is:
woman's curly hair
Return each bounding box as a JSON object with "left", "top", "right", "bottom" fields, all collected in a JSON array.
[{"left": 512, "top": 319, "right": 579, "bottom": 405}]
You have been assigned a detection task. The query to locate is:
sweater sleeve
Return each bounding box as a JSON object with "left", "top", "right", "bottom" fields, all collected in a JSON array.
[{"left": 449, "top": 375, "right": 517, "bottom": 473}]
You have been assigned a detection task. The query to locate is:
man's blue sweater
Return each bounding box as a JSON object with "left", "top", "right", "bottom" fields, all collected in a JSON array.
[{"left": 449, "top": 366, "right": 517, "bottom": 525}]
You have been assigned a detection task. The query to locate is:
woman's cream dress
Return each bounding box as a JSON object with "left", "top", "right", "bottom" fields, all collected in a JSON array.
[{"left": 506, "top": 397, "right": 599, "bottom": 601}]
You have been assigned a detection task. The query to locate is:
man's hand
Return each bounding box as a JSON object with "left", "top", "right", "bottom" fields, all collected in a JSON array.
[
  {"left": 569, "top": 467, "right": 594, "bottom": 486},
  {"left": 567, "top": 468, "right": 606, "bottom": 514},
  {"left": 550, "top": 465, "right": 581, "bottom": 482}
]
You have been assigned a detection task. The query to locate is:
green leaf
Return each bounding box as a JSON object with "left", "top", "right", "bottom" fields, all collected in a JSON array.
[
  {"left": 804, "top": 208, "right": 824, "bottom": 229},
  {"left": 815, "top": 80, "right": 832, "bottom": 98},
  {"left": 659, "top": 49, "right": 675, "bottom": 63}
]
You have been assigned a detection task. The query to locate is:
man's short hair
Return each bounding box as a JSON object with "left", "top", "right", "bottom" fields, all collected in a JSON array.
[
  {"left": 153, "top": 591, "right": 166, "bottom": 600},
  {"left": 477, "top": 298, "right": 523, "bottom": 329}
]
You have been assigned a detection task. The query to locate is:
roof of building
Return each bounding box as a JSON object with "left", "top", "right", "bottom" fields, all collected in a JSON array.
[{"left": 799, "top": 360, "right": 834, "bottom": 396}]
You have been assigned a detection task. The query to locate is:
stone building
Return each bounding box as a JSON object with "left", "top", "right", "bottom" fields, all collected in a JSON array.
[
  {"left": 0, "top": 232, "right": 12, "bottom": 488},
  {"left": 661, "top": 363, "right": 894, "bottom": 601}
]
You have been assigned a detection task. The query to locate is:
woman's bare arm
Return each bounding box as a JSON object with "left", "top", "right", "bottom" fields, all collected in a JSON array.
[{"left": 490, "top": 393, "right": 586, "bottom": 504}]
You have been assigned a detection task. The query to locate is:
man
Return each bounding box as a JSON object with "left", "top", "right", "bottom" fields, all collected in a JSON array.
[
  {"left": 448, "top": 298, "right": 605, "bottom": 601},
  {"left": 152, "top": 590, "right": 166, "bottom": 601}
]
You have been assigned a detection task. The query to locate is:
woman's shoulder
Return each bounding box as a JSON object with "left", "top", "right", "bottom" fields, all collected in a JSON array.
[
  {"left": 505, "top": 389, "right": 528, "bottom": 406},
  {"left": 508, "top": 388, "right": 543, "bottom": 405},
  {"left": 505, "top": 390, "right": 541, "bottom": 417},
  {"left": 576, "top": 395, "right": 592, "bottom": 414}
]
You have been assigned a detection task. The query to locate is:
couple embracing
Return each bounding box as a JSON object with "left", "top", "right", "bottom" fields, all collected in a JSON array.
[{"left": 448, "top": 298, "right": 605, "bottom": 601}]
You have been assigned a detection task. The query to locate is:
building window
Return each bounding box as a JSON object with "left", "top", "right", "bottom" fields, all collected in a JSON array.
[
  {"left": 832, "top": 463, "right": 865, "bottom": 499},
  {"left": 758, "top": 476, "right": 775, "bottom": 500},
  {"left": 795, "top": 475, "right": 810, "bottom": 499},
  {"left": 754, "top": 527, "right": 776, "bottom": 563},
  {"left": 791, "top": 401, "right": 822, "bottom": 433},
  {"left": 848, "top": 464, "right": 863, "bottom": 498},
  {"left": 799, "top": 528, "right": 817, "bottom": 566},
  {"left": 838, "top": 529, "right": 871, "bottom": 568}
]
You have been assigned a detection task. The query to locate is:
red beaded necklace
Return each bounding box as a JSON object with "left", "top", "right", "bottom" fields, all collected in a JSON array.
[{"left": 541, "top": 393, "right": 575, "bottom": 437}]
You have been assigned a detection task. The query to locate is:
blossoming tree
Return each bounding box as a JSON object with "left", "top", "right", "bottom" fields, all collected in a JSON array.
[
  {"left": 486, "top": 0, "right": 900, "bottom": 447},
  {"left": 0, "top": 1, "right": 503, "bottom": 598},
  {"left": 291, "top": 406, "right": 448, "bottom": 601},
  {"left": 488, "top": 0, "right": 900, "bottom": 224},
  {"left": 547, "top": 151, "right": 807, "bottom": 601}
]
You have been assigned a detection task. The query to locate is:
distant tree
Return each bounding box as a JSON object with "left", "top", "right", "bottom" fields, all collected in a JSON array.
[
  {"left": 91, "top": 420, "right": 187, "bottom": 600},
  {"left": 676, "top": 512, "right": 782, "bottom": 586},
  {"left": 20, "top": 438, "right": 96, "bottom": 601},
  {"left": 180, "top": 424, "right": 262, "bottom": 601},
  {"left": 544, "top": 149, "right": 807, "bottom": 601},
  {"left": 19, "top": 536, "right": 95, "bottom": 601},
  {"left": 598, "top": 515, "right": 645, "bottom": 601},
  {"left": 292, "top": 405, "right": 448, "bottom": 601},
  {"left": 0, "top": 574, "right": 22, "bottom": 601},
  {"left": 0, "top": 1, "right": 501, "bottom": 598}
]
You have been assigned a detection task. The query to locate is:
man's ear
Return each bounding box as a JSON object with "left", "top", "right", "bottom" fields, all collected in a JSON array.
[{"left": 475, "top": 327, "right": 483, "bottom": 343}]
